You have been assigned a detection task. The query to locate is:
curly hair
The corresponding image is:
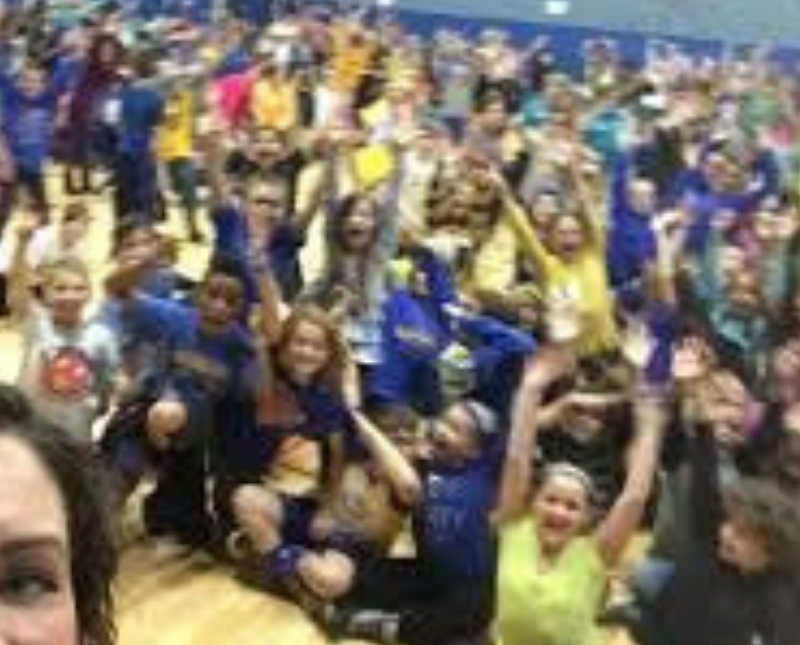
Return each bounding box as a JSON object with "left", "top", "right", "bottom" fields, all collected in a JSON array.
[
  {"left": 0, "top": 385, "right": 117, "bottom": 645},
  {"left": 725, "top": 477, "right": 800, "bottom": 573}
]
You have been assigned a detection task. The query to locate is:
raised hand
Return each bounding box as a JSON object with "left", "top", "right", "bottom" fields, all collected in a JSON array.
[
  {"left": 620, "top": 317, "right": 655, "bottom": 370},
  {"left": 672, "top": 335, "right": 713, "bottom": 383},
  {"left": 15, "top": 211, "right": 39, "bottom": 243},
  {"left": 524, "top": 344, "right": 575, "bottom": 391}
]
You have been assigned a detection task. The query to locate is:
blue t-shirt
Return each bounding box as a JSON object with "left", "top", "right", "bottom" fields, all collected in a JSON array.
[
  {"left": 0, "top": 75, "right": 57, "bottom": 171},
  {"left": 123, "top": 293, "right": 254, "bottom": 401},
  {"left": 607, "top": 156, "right": 657, "bottom": 288},
  {"left": 414, "top": 453, "right": 500, "bottom": 583},
  {"left": 214, "top": 46, "right": 252, "bottom": 78},
  {"left": 118, "top": 82, "right": 165, "bottom": 156}
]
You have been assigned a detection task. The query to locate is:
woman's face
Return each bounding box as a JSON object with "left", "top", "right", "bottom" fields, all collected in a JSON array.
[
  {"left": 0, "top": 436, "right": 77, "bottom": 645},
  {"left": 550, "top": 215, "right": 585, "bottom": 260},
  {"left": 718, "top": 512, "right": 772, "bottom": 574},
  {"left": 281, "top": 320, "right": 331, "bottom": 385},
  {"left": 534, "top": 472, "right": 590, "bottom": 553},
  {"left": 342, "top": 199, "right": 377, "bottom": 252}
]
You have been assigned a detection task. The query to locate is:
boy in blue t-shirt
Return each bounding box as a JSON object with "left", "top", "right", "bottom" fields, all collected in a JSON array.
[
  {"left": 101, "top": 253, "right": 256, "bottom": 547},
  {"left": 0, "top": 62, "right": 61, "bottom": 232},
  {"left": 113, "top": 51, "right": 165, "bottom": 223}
]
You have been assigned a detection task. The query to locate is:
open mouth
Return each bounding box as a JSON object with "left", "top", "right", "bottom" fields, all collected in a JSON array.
[{"left": 542, "top": 515, "right": 571, "bottom": 534}]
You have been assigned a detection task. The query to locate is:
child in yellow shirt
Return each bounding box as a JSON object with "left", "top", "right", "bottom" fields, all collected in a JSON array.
[
  {"left": 249, "top": 60, "right": 299, "bottom": 133},
  {"left": 158, "top": 86, "right": 202, "bottom": 242}
]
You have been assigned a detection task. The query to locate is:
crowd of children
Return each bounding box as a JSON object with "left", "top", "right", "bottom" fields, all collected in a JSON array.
[{"left": 2, "top": 1, "right": 800, "bottom": 644}]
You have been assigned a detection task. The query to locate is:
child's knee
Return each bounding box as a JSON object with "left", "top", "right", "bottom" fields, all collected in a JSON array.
[
  {"left": 298, "top": 551, "right": 355, "bottom": 600},
  {"left": 231, "top": 484, "right": 283, "bottom": 527},
  {"left": 147, "top": 399, "right": 188, "bottom": 435}
]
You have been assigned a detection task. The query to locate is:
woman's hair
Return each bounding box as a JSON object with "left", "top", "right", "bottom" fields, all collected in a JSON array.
[
  {"left": 277, "top": 303, "right": 348, "bottom": 394},
  {"left": 0, "top": 385, "right": 117, "bottom": 645},
  {"left": 724, "top": 477, "right": 800, "bottom": 572}
]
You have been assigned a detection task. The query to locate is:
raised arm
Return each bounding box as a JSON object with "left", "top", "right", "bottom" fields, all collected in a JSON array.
[
  {"left": 351, "top": 409, "right": 422, "bottom": 507},
  {"left": 203, "top": 121, "right": 232, "bottom": 207},
  {"left": 104, "top": 257, "right": 151, "bottom": 298},
  {"left": 566, "top": 146, "right": 605, "bottom": 250},
  {"left": 594, "top": 388, "right": 668, "bottom": 565},
  {"left": 493, "top": 348, "right": 570, "bottom": 525},
  {"left": 500, "top": 183, "right": 555, "bottom": 277},
  {"left": 7, "top": 215, "right": 38, "bottom": 320},
  {"left": 249, "top": 244, "right": 286, "bottom": 347}
]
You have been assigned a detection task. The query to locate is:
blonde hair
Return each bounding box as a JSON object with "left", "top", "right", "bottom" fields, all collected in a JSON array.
[{"left": 41, "top": 257, "right": 91, "bottom": 289}]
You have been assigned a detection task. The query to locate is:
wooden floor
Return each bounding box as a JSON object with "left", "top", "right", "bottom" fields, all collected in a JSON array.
[
  {"left": 116, "top": 545, "right": 373, "bottom": 645},
  {"left": 0, "top": 169, "right": 637, "bottom": 645}
]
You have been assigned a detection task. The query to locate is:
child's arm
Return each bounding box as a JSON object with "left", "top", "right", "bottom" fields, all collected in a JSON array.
[
  {"left": 499, "top": 180, "right": 556, "bottom": 279},
  {"left": 567, "top": 146, "right": 606, "bottom": 250},
  {"left": 8, "top": 214, "right": 38, "bottom": 320},
  {"left": 594, "top": 388, "right": 668, "bottom": 565},
  {"left": 350, "top": 408, "right": 422, "bottom": 507},
  {"left": 493, "top": 348, "right": 570, "bottom": 525},
  {"left": 249, "top": 237, "right": 288, "bottom": 348},
  {"left": 104, "top": 258, "right": 151, "bottom": 298},
  {"left": 0, "top": 133, "right": 15, "bottom": 183},
  {"left": 203, "top": 120, "right": 232, "bottom": 207}
]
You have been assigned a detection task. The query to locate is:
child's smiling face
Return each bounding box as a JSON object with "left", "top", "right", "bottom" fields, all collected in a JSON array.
[
  {"left": 341, "top": 198, "right": 377, "bottom": 252},
  {"left": 45, "top": 269, "right": 91, "bottom": 327},
  {"left": 198, "top": 273, "right": 244, "bottom": 335},
  {"left": 19, "top": 67, "right": 45, "bottom": 99}
]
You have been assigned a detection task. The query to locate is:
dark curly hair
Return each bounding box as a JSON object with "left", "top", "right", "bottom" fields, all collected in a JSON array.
[
  {"left": 0, "top": 385, "right": 117, "bottom": 645},
  {"left": 725, "top": 477, "right": 800, "bottom": 573}
]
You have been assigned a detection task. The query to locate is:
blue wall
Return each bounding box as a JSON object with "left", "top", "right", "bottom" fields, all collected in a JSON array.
[
  {"left": 395, "top": 0, "right": 800, "bottom": 45},
  {"left": 391, "top": 1, "right": 800, "bottom": 76}
]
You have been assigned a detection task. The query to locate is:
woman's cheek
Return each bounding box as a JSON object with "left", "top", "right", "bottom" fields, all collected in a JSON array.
[{"left": 0, "top": 599, "right": 78, "bottom": 645}]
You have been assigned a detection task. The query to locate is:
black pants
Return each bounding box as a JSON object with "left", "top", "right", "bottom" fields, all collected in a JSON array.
[
  {"left": 341, "top": 559, "right": 495, "bottom": 645},
  {"left": 0, "top": 167, "right": 48, "bottom": 235}
]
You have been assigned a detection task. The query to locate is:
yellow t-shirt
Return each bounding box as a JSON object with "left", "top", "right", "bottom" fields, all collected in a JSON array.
[
  {"left": 505, "top": 200, "right": 618, "bottom": 356},
  {"left": 250, "top": 77, "right": 298, "bottom": 132},
  {"left": 157, "top": 90, "right": 194, "bottom": 161},
  {"left": 496, "top": 517, "right": 606, "bottom": 645},
  {"left": 330, "top": 22, "right": 374, "bottom": 94}
]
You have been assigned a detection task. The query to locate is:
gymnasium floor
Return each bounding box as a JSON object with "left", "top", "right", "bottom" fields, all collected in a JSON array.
[{"left": 0, "top": 171, "right": 636, "bottom": 645}]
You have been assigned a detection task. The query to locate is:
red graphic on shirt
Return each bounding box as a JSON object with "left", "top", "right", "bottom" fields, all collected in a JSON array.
[{"left": 39, "top": 347, "right": 94, "bottom": 399}]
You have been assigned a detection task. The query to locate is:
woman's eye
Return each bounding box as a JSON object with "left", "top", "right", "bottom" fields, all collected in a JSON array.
[{"left": 1, "top": 572, "right": 58, "bottom": 605}]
